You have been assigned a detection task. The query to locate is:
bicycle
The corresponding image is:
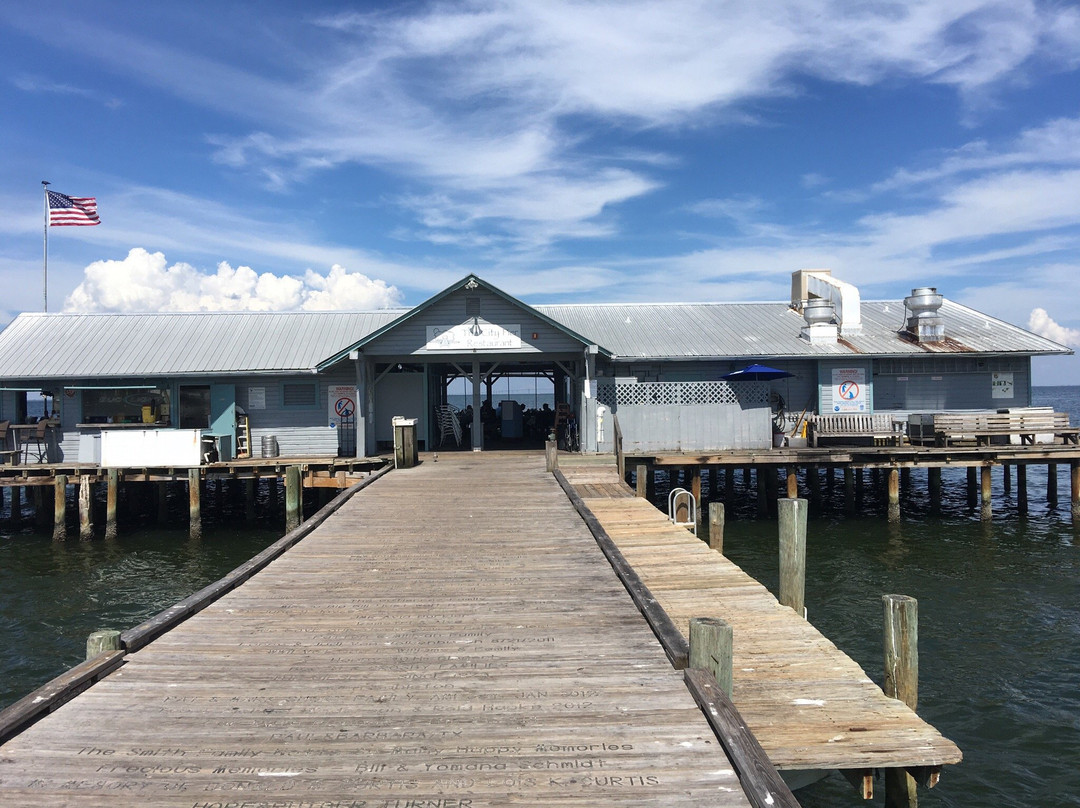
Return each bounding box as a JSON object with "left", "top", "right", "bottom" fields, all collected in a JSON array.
[{"left": 561, "top": 416, "right": 580, "bottom": 453}]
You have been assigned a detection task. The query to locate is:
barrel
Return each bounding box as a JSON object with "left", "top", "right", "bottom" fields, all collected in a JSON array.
[{"left": 260, "top": 435, "right": 279, "bottom": 458}]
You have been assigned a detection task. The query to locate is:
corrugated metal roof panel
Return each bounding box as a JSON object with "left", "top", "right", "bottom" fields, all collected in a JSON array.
[
  {"left": 0, "top": 296, "right": 1066, "bottom": 380},
  {"left": 535, "top": 300, "right": 1069, "bottom": 359},
  {"left": 0, "top": 311, "right": 402, "bottom": 379}
]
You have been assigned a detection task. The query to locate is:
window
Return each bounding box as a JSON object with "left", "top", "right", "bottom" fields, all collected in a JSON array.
[{"left": 283, "top": 383, "right": 317, "bottom": 408}]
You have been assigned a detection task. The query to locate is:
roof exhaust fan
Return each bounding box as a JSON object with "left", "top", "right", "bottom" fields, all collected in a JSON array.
[{"left": 904, "top": 287, "right": 944, "bottom": 343}]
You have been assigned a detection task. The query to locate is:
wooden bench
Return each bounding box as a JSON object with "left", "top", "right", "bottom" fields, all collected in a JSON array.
[
  {"left": 914, "top": 410, "right": 1079, "bottom": 447},
  {"left": 807, "top": 413, "right": 903, "bottom": 447}
]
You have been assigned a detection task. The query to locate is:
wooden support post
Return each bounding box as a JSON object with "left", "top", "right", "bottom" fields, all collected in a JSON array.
[
  {"left": 53, "top": 474, "right": 68, "bottom": 541},
  {"left": 855, "top": 467, "right": 864, "bottom": 503},
  {"left": 807, "top": 463, "right": 820, "bottom": 512},
  {"left": 245, "top": 479, "right": 256, "bottom": 521},
  {"left": 635, "top": 463, "right": 648, "bottom": 498},
  {"left": 883, "top": 594, "right": 919, "bottom": 808},
  {"left": 928, "top": 467, "right": 942, "bottom": 513},
  {"left": 1047, "top": 463, "right": 1058, "bottom": 505},
  {"left": 966, "top": 466, "right": 978, "bottom": 509},
  {"left": 778, "top": 497, "right": 807, "bottom": 617},
  {"left": 755, "top": 468, "right": 768, "bottom": 517},
  {"left": 844, "top": 467, "right": 855, "bottom": 514},
  {"left": 887, "top": 467, "right": 900, "bottom": 523},
  {"left": 691, "top": 467, "right": 702, "bottom": 530},
  {"left": 188, "top": 468, "right": 202, "bottom": 540},
  {"left": 708, "top": 502, "right": 725, "bottom": 555},
  {"left": 1017, "top": 464, "right": 1028, "bottom": 514},
  {"left": 724, "top": 465, "right": 735, "bottom": 503},
  {"left": 980, "top": 465, "right": 993, "bottom": 522},
  {"left": 689, "top": 616, "right": 733, "bottom": 698},
  {"left": 900, "top": 467, "right": 911, "bottom": 490},
  {"left": 79, "top": 476, "right": 93, "bottom": 540},
  {"left": 106, "top": 468, "right": 119, "bottom": 541},
  {"left": 86, "top": 629, "right": 121, "bottom": 661},
  {"left": 285, "top": 465, "right": 302, "bottom": 533},
  {"left": 1072, "top": 460, "right": 1080, "bottom": 522},
  {"left": 11, "top": 485, "right": 23, "bottom": 522},
  {"left": 826, "top": 466, "right": 836, "bottom": 491},
  {"left": 31, "top": 486, "right": 49, "bottom": 529},
  {"left": 742, "top": 466, "right": 751, "bottom": 488},
  {"left": 156, "top": 481, "right": 169, "bottom": 524},
  {"left": 786, "top": 466, "right": 798, "bottom": 499},
  {"left": 545, "top": 440, "right": 558, "bottom": 472},
  {"left": 1003, "top": 463, "right": 1012, "bottom": 496}
]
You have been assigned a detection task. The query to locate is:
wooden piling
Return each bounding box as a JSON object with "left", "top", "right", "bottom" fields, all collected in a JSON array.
[
  {"left": 883, "top": 594, "right": 919, "bottom": 808},
  {"left": 10, "top": 485, "right": 22, "bottom": 522},
  {"left": 844, "top": 467, "right": 855, "bottom": 515},
  {"left": 78, "top": 476, "right": 93, "bottom": 540},
  {"left": 786, "top": 466, "right": 798, "bottom": 499},
  {"left": 755, "top": 468, "right": 768, "bottom": 517},
  {"left": 31, "top": 486, "right": 49, "bottom": 529},
  {"left": 1071, "top": 461, "right": 1080, "bottom": 522},
  {"left": 689, "top": 616, "right": 733, "bottom": 698},
  {"left": 86, "top": 629, "right": 122, "bottom": 661},
  {"left": 691, "top": 467, "right": 703, "bottom": 530},
  {"left": 52, "top": 475, "right": 67, "bottom": 542},
  {"left": 966, "top": 466, "right": 977, "bottom": 509},
  {"left": 742, "top": 466, "right": 751, "bottom": 488},
  {"left": 887, "top": 467, "right": 900, "bottom": 523},
  {"left": 1003, "top": 463, "right": 1012, "bottom": 496},
  {"left": 928, "top": 467, "right": 941, "bottom": 513},
  {"left": 106, "top": 468, "right": 119, "bottom": 541},
  {"left": 807, "top": 464, "right": 820, "bottom": 511},
  {"left": 980, "top": 465, "right": 993, "bottom": 522},
  {"left": 724, "top": 466, "right": 735, "bottom": 502},
  {"left": 245, "top": 479, "right": 256, "bottom": 521},
  {"left": 188, "top": 468, "right": 202, "bottom": 540},
  {"left": 778, "top": 497, "right": 807, "bottom": 618},
  {"left": 708, "top": 501, "right": 725, "bottom": 555},
  {"left": 1017, "top": 464, "right": 1028, "bottom": 514},
  {"left": 635, "top": 463, "right": 648, "bottom": 498},
  {"left": 285, "top": 465, "right": 302, "bottom": 533},
  {"left": 545, "top": 440, "right": 558, "bottom": 472},
  {"left": 1047, "top": 463, "right": 1058, "bottom": 505},
  {"left": 156, "top": 481, "right": 169, "bottom": 524}
]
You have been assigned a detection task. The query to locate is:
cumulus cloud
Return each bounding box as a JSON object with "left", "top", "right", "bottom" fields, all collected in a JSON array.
[
  {"left": 63, "top": 248, "right": 401, "bottom": 313},
  {"left": 1028, "top": 307, "right": 1080, "bottom": 346}
]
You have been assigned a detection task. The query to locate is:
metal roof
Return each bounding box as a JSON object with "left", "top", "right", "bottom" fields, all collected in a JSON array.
[
  {"left": 536, "top": 299, "right": 1071, "bottom": 360},
  {"left": 0, "top": 296, "right": 1067, "bottom": 380},
  {"left": 0, "top": 311, "right": 402, "bottom": 379}
]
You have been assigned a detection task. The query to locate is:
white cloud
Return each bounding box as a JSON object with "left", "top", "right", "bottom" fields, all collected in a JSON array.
[
  {"left": 63, "top": 248, "right": 401, "bottom": 313},
  {"left": 1029, "top": 307, "right": 1080, "bottom": 347}
]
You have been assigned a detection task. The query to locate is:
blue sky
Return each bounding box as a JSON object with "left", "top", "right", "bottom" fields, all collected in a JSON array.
[{"left": 2, "top": 1, "right": 1080, "bottom": 381}]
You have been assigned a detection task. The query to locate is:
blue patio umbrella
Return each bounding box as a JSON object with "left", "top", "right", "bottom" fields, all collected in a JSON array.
[{"left": 721, "top": 363, "right": 794, "bottom": 381}]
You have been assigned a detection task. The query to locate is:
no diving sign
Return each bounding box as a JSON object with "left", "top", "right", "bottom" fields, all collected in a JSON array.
[
  {"left": 832, "top": 368, "right": 866, "bottom": 412},
  {"left": 328, "top": 385, "right": 356, "bottom": 426}
]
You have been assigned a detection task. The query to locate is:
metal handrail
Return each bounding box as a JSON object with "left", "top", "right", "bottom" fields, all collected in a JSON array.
[{"left": 667, "top": 487, "right": 697, "bottom": 535}]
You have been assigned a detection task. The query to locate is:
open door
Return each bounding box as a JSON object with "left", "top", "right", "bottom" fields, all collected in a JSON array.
[{"left": 209, "top": 384, "right": 236, "bottom": 460}]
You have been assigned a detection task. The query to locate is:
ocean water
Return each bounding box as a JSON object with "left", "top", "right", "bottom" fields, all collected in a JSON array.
[{"left": 1, "top": 389, "right": 1078, "bottom": 807}]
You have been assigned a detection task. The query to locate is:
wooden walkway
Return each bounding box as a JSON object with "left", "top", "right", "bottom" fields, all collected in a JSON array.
[
  {"left": 0, "top": 453, "right": 754, "bottom": 807},
  {"left": 558, "top": 455, "right": 962, "bottom": 793}
]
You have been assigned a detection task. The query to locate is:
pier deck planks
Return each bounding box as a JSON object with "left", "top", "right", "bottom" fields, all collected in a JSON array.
[
  {"left": 559, "top": 455, "right": 962, "bottom": 775},
  {"left": 0, "top": 453, "right": 751, "bottom": 807}
]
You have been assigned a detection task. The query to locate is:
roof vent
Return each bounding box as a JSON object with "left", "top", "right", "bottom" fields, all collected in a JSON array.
[
  {"left": 800, "top": 297, "right": 838, "bottom": 344},
  {"left": 904, "top": 287, "right": 944, "bottom": 343}
]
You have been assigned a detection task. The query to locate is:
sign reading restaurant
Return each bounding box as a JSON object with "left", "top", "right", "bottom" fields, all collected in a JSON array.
[{"left": 425, "top": 322, "right": 522, "bottom": 351}]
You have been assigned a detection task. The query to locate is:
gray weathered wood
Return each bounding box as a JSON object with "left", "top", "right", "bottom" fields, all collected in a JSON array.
[
  {"left": 777, "top": 497, "right": 807, "bottom": 617},
  {"left": 52, "top": 474, "right": 67, "bottom": 542},
  {"left": 635, "top": 462, "right": 647, "bottom": 497},
  {"left": 887, "top": 467, "right": 900, "bottom": 522},
  {"left": 684, "top": 668, "right": 802, "bottom": 808},
  {"left": 86, "top": 629, "right": 121, "bottom": 660},
  {"left": 188, "top": 467, "right": 202, "bottom": 540},
  {"left": 708, "top": 501, "right": 725, "bottom": 554},
  {"left": 545, "top": 439, "right": 558, "bottom": 471},
  {"left": 883, "top": 593, "right": 919, "bottom": 807},
  {"left": 689, "top": 616, "right": 733, "bottom": 697},
  {"left": 78, "top": 475, "right": 93, "bottom": 540},
  {"left": 980, "top": 465, "right": 993, "bottom": 522},
  {"left": 106, "top": 467, "right": 119, "bottom": 540},
  {"left": 285, "top": 464, "right": 301, "bottom": 532}
]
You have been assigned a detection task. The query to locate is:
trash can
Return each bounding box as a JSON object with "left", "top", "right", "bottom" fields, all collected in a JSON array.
[
  {"left": 261, "top": 435, "right": 279, "bottom": 458},
  {"left": 392, "top": 416, "right": 418, "bottom": 469}
]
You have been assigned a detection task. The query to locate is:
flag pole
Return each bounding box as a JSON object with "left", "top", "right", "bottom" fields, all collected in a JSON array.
[{"left": 42, "top": 180, "right": 50, "bottom": 312}]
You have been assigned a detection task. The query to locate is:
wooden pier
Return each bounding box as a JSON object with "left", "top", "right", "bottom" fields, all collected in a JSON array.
[
  {"left": 558, "top": 454, "right": 962, "bottom": 797},
  {"left": 0, "top": 453, "right": 762, "bottom": 807},
  {"left": 0, "top": 451, "right": 962, "bottom": 805}
]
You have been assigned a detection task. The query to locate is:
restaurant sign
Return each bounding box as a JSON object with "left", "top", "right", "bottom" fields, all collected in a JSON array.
[{"left": 426, "top": 321, "right": 522, "bottom": 351}]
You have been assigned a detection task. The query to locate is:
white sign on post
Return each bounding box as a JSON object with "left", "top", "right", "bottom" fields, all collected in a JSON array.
[
  {"left": 328, "top": 385, "right": 356, "bottom": 427},
  {"left": 832, "top": 367, "right": 867, "bottom": 412}
]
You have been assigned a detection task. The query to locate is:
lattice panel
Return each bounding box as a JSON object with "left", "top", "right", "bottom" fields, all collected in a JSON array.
[{"left": 597, "top": 380, "right": 767, "bottom": 407}]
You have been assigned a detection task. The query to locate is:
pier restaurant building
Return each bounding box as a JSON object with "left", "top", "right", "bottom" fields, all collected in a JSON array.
[{"left": 0, "top": 270, "right": 1069, "bottom": 464}]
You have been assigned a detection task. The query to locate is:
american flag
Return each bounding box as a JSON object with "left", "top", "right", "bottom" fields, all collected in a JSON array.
[{"left": 47, "top": 190, "right": 100, "bottom": 226}]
